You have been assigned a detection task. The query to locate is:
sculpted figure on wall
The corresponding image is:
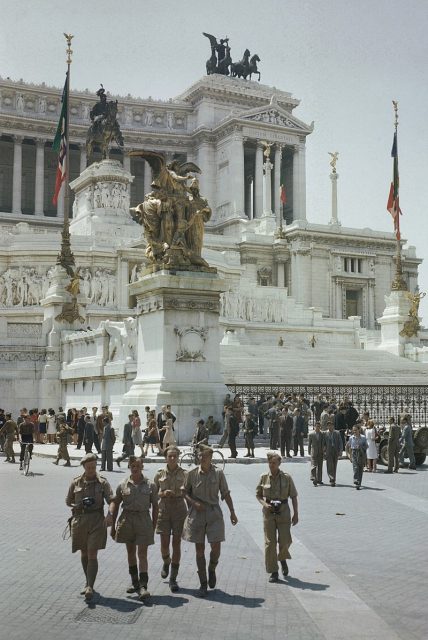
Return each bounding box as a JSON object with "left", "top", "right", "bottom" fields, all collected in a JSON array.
[
  {"left": 0, "top": 267, "right": 51, "bottom": 307},
  {"left": 221, "top": 289, "right": 290, "bottom": 324},
  {"left": 101, "top": 316, "right": 137, "bottom": 362},
  {"left": 129, "top": 150, "right": 213, "bottom": 272}
]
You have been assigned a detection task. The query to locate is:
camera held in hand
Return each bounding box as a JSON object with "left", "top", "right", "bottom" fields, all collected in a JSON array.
[
  {"left": 270, "top": 500, "right": 282, "bottom": 514},
  {"left": 82, "top": 496, "right": 96, "bottom": 509}
]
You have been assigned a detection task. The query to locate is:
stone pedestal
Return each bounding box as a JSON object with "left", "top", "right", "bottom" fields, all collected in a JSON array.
[
  {"left": 69, "top": 159, "right": 139, "bottom": 246},
  {"left": 120, "top": 270, "right": 228, "bottom": 443},
  {"left": 329, "top": 172, "right": 341, "bottom": 226},
  {"left": 377, "top": 290, "right": 418, "bottom": 357}
]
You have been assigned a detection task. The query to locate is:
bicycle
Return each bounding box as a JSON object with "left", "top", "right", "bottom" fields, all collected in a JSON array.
[
  {"left": 21, "top": 442, "right": 33, "bottom": 476},
  {"left": 180, "top": 444, "right": 225, "bottom": 471}
]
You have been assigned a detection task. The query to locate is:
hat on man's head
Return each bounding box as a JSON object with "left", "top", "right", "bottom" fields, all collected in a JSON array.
[
  {"left": 198, "top": 443, "right": 213, "bottom": 455},
  {"left": 81, "top": 453, "right": 98, "bottom": 466}
]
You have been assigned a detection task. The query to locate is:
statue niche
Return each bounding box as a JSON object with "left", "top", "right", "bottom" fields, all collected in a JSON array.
[{"left": 129, "top": 150, "right": 215, "bottom": 273}]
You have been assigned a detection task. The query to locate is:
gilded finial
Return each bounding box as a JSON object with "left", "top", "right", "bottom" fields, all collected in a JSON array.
[
  {"left": 392, "top": 100, "right": 398, "bottom": 130},
  {"left": 328, "top": 151, "right": 339, "bottom": 173},
  {"left": 64, "top": 33, "right": 74, "bottom": 65}
]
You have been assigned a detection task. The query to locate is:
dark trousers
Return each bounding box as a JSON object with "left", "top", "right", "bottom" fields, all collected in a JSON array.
[
  {"left": 228, "top": 434, "right": 238, "bottom": 458},
  {"left": 269, "top": 426, "right": 279, "bottom": 450},
  {"left": 84, "top": 439, "right": 93, "bottom": 454},
  {"left": 293, "top": 433, "right": 304, "bottom": 456},
  {"left": 351, "top": 449, "right": 365, "bottom": 485},
  {"left": 387, "top": 442, "right": 400, "bottom": 472},
  {"left": 245, "top": 433, "right": 254, "bottom": 453},
  {"left": 93, "top": 433, "right": 101, "bottom": 454},
  {"left": 101, "top": 449, "right": 113, "bottom": 471},
  {"left": 310, "top": 455, "right": 323, "bottom": 482},
  {"left": 326, "top": 452, "right": 339, "bottom": 482},
  {"left": 20, "top": 443, "right": 33, "bottom": 462},
  {"left": 77, "top": 428, "right": 84, "bottom": 449},
  {"left": 280, "top": 429, "right": 292, "bottom": 457},
  {"left": 117, "top": 443, "right": 135, "bottom": 463}
]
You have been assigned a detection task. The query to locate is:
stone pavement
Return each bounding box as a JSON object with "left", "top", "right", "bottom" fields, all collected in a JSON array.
[{"left": 0, "top": 448, "right": 427, "bottom": 640}]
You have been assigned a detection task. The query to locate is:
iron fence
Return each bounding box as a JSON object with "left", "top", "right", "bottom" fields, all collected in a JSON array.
[{"left": 226, "top": 384, "right": 428, "bottom": 428}]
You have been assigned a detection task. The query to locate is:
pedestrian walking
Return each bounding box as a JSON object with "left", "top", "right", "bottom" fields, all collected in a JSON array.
[
  {"left": 110, "top": 456, "right": 158, "bottom": 600},
  {"left": 46, "top": 408, "right": 57, "bottom": 444},
  {"left": 66, "top": 453, "right": 114, "bottom": 601},
  {"left": 243, "top": 411, "right": 257, "bottom": 458},
  {"left": 182, "top": 444, "right": 238, "bottom": 597},
  {"left": 384, "top": 417, "right": 401, "bottom": 474},
  {"left": 399, "top": 416, "right": 416, "bottom": 469},
  {"left": 227, "top": 408, "right": 239, "bottom": 459},
  {"left": 324, "top": 420, "right": 343, "bottom": 486},
  {"left": 279, "top": 406, "right": 293, "bottom": 458},
  {"left": 100, "top": 417, "right": 116, "bottom": 472},
  {"left": 83, "top": 415, "right": 95, "bottom": 454},
  {"left": 0, "top": 413, "right": 18, "bottom": 463},
  {"left": 159, "top": 418, "right": 177, "bottom": 450},
  {"left": 292, "top": 409, "right": 305, "bottom": 457},
  {"left": 116, "top": 414, "right": 135, "bottom": 467},
  {"left": 365, "top": 419, "right": 378, "bottom": 472},
  {"left": 308, "top": 422, "right": 324, "bottom": 485},
  {"left": 345, "top": 425, "right": 368, "bottom": 489},
  {"left": 53, "top": 420, "right": 72, "bottom": 466},
  {"left": 256, "top": 452, "right": 299, "bottom": 582},
  {"left": 153, "top": 446, "right": 187, "bottom": 592}
]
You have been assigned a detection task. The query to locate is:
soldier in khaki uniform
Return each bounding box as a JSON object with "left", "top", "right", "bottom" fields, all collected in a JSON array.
[
  {"left": 53, "top": 419, "right": 73, "bottom": 466},
  {"left": 182, "top": 444, "right": 238, "bottom": 597},
  {"left": 110, "top": 456, "right": 158, "bottom": 600},
  {"left": 153, "top": 446, "right": 187, "bottom": 592},
  {"left": 256, "top": 451, "right": 299, "bottom": 582},
  {"left": 0, "top": 413, "right": 18, "bottom": 463},
  {"left": 384, "top": 416, "right": 401, "bottom": 474},
  {"left": 66, "top": 453, "right": 114, "bottom": 601}
]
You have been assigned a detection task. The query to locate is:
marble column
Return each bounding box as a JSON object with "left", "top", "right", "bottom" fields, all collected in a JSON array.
[
  {"left": 329, "top": 171, "right": 340, "bottom": 225},
  {"left": 230, "top": 132, "right": 245, "bottom": 216},
  {"left": 80, "top": 146, "right": 87, "bottom": 173},
  {"left": 263, "top": 158, "right": 273, "bottom": 215},
  {"left": 12, "top": 135, "right": 23, "bottom": 214},
  {"left": 34, "top": 138, "right": 45, "bottom": 215},
  {"left": 274, "top": 145, "right": 282, "bottom": 226},
  {"left": 254, "top": 143, "right": 263, "bottom": 218},
  {"left": 277, "top": 261, "right": 285, "bottom": 287},
  {"left": 197, "top": 142, "right": 215, "bottom": 213},
  {"left": 123, "top": 155, "right": 131, "bottom": 172},
  {"left": 292, "top": 140, "right": 307, "bottom": 221}
]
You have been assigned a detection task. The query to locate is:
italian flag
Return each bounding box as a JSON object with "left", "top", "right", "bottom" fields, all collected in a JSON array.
[{"left": 52, "top": 74, "right": 68, "bottom": 205}]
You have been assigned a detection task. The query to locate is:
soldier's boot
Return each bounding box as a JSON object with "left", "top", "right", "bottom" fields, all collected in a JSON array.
[
  {"left": 251, "top": 449, "right": 255, "bottom": 458},
  {"left": 169, "top": 563, "right": 180, "bottom": 593},
  {"left": 138, "top": 572, "right": 150, "bottom": 600},
  {"left": 126, "top": 565, "right": 140, "bottom": 594},
  {"left": 52, "top": 458, "right": 59, "bottom": 465},
  {"left": 161, "top": 554, "right": 171, "bottom": 579},
  {"left": 280, "top": 560, "right": 289, "bottom": 577},
  {"left": 64, "top": 461, "right": 71, "bottom": 466},
  {"left": 196, "top": 556, "right": 208, "bottom": 597},
  {"left": 208, "top": 553, "right": 218, "bottom": 589}
]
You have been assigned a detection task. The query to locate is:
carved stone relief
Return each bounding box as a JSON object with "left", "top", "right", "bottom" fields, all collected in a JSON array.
[{"left": 175, "top": 326, "right": 208, "bottom": 362}]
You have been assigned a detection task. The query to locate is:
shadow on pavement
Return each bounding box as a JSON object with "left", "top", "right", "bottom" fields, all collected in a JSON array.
[
  {"left": 145, "top": 594, "right": 189, "bottom": 607},
  {"left": 283, "top": 576, "right": 329, "bottom": 591},
  {"left": 90, "top": 595, "right": 144, "bottom": 611},
  {"left": 209, "top": 589, "right": 265, "bottom": 607}
]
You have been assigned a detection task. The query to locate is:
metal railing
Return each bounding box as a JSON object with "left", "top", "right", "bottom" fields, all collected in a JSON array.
[{"left": 226, "top": 384, "right": 428, "bottom": 428}]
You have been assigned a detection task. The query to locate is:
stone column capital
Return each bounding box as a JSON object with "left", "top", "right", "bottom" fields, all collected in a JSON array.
[
  {"left": 35, "top": 137, "right": 46, "bottom": 147},
  {"left": 13, "top": 134, "right": 24, "bottom": 144}
]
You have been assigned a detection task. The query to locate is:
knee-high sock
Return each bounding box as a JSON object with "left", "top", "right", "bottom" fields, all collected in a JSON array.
[{"left": 86, "top": 559, "right": 98, "bottom": 589}]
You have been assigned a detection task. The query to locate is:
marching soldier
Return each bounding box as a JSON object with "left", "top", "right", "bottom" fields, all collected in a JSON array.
[
  {"left": 256, "top": 452, "right": 299, "bottom": 582},
  {"left": 53, "top": 418, "right": 73, "bottom": 466},
  {"left": 0, "top": 412, "right": 18, "bottom": 463},
  {"left": 110, "top": 456, "right": 158, "bottom": 600},
  {"left": 182, "top": 444, "right": 238, "bottom": 597},
  {"left": 65, "top": 453, "right": 114, "bottom": 600},
  {"left": 308, "top": 422, "right": 325, "bottom": 486},
  {"left": 153, "top": 446, "right": 187, "bottom": 592},
  {"left": 243, "top": 411, "right": 257, "bottom": 457}
]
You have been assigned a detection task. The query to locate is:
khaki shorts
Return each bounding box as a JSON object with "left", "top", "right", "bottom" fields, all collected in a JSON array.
[
  {"left": 71, "top": 511, "right": 107, "bottom": 553},
  {"left": 182, "top": 503, "right": 225, "bottom": 544},
  {"left": 156, "top": 498, "right": 187, "bottom": 536},
  {"left": 115, "top": 511, "right": 154, "bottom": 546}
]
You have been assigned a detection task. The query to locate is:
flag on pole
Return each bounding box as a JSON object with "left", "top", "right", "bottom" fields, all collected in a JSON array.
[
  {"left": 280, "top": 184, "right": 287, "bottom": 205},
  {"left": 386, "top": 131, "right": 401, "bottom": 240},
  {"left": 52, "top": 74, "right": 68, "bottom": 205}
]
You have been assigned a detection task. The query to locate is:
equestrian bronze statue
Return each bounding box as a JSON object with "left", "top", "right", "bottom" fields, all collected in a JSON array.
[
  {"left": 203, "top": 33, "right": 261, "bottom": 81},
  {"left": 86, "top": 84, "right": 124, "bottom": 164}
]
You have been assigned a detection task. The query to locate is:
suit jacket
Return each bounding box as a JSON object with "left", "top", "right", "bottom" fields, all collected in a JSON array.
[
  {"left": 308, "top": 431, "right": 324, "bottom": 457},
  {"left": 324, "top": 429, "right": 343, "bottom": 456}
]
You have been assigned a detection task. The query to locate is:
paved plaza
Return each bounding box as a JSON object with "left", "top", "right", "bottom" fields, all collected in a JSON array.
[{"left": 1, "top": 446, "right": 427, "bottom": 640}]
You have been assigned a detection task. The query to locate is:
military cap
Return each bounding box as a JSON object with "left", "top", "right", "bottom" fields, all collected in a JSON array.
[
  {"left": 198, "top": 443, "right": 214, "bottom": 454},
  {"left": 80, "top": 453, "right": 98, "bottom": 466}
]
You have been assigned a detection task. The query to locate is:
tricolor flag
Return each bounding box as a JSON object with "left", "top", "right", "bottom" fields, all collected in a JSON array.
[
  {"left": 386, "top": 131, "right": 401, "bottom": 240},
  {"left": 52, "top": 74, "right": 68, "bottom": 205},
  {"left": 280, "top": 184, "right": 287, "bottom": 205}
]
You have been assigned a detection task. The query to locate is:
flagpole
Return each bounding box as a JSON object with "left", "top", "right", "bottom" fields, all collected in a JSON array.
[
  {"left": 390, "top": 100, "right": 407, "bottom": 291},
  {"left": 57, "top": 32, "right": 75, "bottom": 276}
]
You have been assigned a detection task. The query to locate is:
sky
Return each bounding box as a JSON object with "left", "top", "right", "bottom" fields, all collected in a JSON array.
[{"left": 1, "top": 0, "right": 427, "bottom": 322}]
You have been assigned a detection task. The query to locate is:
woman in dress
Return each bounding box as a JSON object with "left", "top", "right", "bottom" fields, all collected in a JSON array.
[
  {"left": 131, "top": 409, "right": 144, "bottom": 457},
  {"left": 144, "top": 418, "right": 161, "bottom": 456},
  {"left": 46, "top": 408, "right": 57, "bottom": 444},
  {"left": 38, "top": 408, "right": 47, "bottom": 444},
  {"left": 159, "top": 418, "right": 176, "bottom": 451},
  {"left": 365, "top": 419, "right": 378, "bottom": 472}
]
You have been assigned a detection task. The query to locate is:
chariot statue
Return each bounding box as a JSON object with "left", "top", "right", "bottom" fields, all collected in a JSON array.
[
  {"left": 129, "top": 151, "right": 214, "bottom": 272},
  {"left": 202, "top": 33, "right": 261, "bottom": 81},
  {"left": 86, "top": 84, "right": 124, "bottom": 164}
]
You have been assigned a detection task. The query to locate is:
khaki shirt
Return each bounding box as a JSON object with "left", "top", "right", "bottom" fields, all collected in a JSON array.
[
  {"left": 66, "top": 473, "right": 113, "bottom": 511},
  {"left": 184, "top": 465, "right": 230, "bottom": 505},
  {"left": 115, "top": 476, "right": 158, "bottom": 512},
  {"left": 153, "top": 466, "right": 187, "bottom": 498},
  {"left": 256, "top": 470, "right": 298, "bottom": 502},
  {"left": 0, "top": 420, "right": 18, "bottom": 437}
]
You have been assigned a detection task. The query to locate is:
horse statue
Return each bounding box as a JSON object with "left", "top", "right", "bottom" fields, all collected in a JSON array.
[
  {"left": 203, "top": 32, "right": 231, "bottom": 75},
  {"left": 231, "top": 49, "right": 251, "bottom": 79},
  {"left": 206, "top": 47, "right": 217, "bottom": 75},
  {"left": 86, "top": 85, "right": 124, "bottom": 164},
  {"left": 249, "top": 54, "right": 261, "bottom": 81}
]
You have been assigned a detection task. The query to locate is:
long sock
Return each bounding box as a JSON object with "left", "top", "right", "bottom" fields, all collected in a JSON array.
[
  {"left": 86, "top": 559, "right": 98, "bottom": 589},
  {"left": 81, "top": 556, "right": 88, "bottom": 584},
  {"left": 196, "top": 555, "right": 207, "bottom": 584},
  {"left": 129, "top": 564, "right": 139, "bottom": 589},
  {"left": 170, "top": 563, "right": 179, "bottom": 579},
  {"left": 209, "top": 551, "right": 219, "bottom": 572},
  {"left": 139, "top": 571, "right": 148, "bottom": 588}
]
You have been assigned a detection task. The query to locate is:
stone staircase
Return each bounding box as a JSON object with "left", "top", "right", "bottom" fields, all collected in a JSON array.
[{"left": 220, "top": 343, "right": 428, "bottom": 385}]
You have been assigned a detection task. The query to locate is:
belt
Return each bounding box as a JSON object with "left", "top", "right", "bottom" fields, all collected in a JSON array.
[{"left": 267, "top": 499, "right": 288, "bottom": 504}]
